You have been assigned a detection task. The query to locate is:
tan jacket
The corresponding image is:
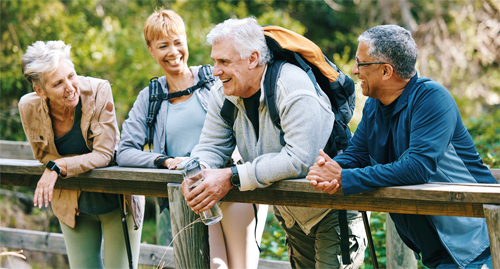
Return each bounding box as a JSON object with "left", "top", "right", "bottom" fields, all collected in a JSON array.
[{"left": 18, "top": 76, "right": 144, "bottom": 229}]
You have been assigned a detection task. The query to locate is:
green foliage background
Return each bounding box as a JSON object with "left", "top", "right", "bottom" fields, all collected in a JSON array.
[
  {"left": 1, "top": 0, "right": 499, "bottom": 267},
  {"left": 1, "top": 0, "right": 498, "bottom": 168}
]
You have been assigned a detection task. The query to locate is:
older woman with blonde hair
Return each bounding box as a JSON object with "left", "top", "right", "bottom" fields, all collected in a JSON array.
[
  {"left": 19, "top": 40, "right": 144, "bottom": 269},
  {"left": 117, "top": 9, "right": 268, "bottom": 269}
]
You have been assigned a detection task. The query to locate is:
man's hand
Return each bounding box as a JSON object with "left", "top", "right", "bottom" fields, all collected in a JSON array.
[
  {"left": 180, "top": 168, "right": 233, "bottom": 214},
  {"left": 306, "top": 149, "right": 343, "bottom": 195}
]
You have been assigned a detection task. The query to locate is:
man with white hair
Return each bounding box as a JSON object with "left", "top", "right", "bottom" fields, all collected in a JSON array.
[
  {"left": 307, "top": 25, "right": 497, "bottom": 268},
  {"left": 181, "top": 17, "right": 366, "bottom": 268}
]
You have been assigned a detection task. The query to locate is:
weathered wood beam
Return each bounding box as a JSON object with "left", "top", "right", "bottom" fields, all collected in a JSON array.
[
  {"left": 168, "top": 183, "right": 210, "bottom": 269},
  {"left": 0, "top": 227, "right": 291, "bottom": 269},
  {"left": 0, "top": 227, "right": 174, "bottom": 267},
  {"left": 386, "top": 213, "right": 417, "bottom": 269},
  {"left": 0, "top": 140, "right": 34, "bottom": 160},
  {"left": 484, "top": 205, "right": 500, "bottom": 268},
  {"left": 1, "top": 159, "right": 499, "bottom": 218}
]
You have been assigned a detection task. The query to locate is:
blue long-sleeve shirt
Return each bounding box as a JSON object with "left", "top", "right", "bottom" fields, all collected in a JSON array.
[{"left": 334, "top": 74, "right": 496, "bottom": 268}]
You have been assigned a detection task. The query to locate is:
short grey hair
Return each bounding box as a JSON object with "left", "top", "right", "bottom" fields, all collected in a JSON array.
[
  {"left": 206, "top": 17, "right": 270, "bottom": 66},
  {"left": 358, "top": 25, "right": 417, "bottom": 79},
  {"left": 21, "top": 40, "right": 75, "bottom": 91}
]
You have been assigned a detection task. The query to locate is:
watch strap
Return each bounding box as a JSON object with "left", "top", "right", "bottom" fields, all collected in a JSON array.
[
  {"left": 230, "top": 165, "right": 240, "bottom": 188},
  {"left": 155, "top": 156, "right": 172, "bottom": 168},
  {"left": 46, "top": 160, "right": 61, "bottom": 175}
]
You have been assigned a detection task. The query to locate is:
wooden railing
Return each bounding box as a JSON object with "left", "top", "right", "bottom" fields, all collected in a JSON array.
[{"left": 1, "top": 153, "right": 499, "bottom": 267}]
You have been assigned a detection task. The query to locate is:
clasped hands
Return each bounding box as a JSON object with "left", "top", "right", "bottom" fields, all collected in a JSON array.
[
  {"left": 306, "top": 149, "right": 343, "bottom": 195},
  {"left": 180, "top": 167, "right": 233, "bottom": 214}
]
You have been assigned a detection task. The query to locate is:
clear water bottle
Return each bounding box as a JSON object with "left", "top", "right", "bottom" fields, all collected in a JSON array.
[{"left": 179, "top": 157, "right": 223, "bottom": 225}]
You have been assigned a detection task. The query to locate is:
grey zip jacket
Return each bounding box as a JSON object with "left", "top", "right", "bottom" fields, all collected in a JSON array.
[
  {"left": 192, "top": 63, "right": 357, "bottom": 233},
  {"left": 117, "top": 66, "right": 211, "bottom": 167}
]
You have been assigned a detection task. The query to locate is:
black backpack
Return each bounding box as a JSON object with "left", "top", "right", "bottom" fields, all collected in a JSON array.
[
  {"left": 220, "top": 26, "right": 355, "bottom": 158},
  {"left": 145, "top": 65, "right": 215, "bottom": 151},
  {"left": 219, "top": 26, "right": 356, "bottom": 264}
]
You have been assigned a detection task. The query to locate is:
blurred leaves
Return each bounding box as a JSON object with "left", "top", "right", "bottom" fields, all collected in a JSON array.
[
  {"left": 1, "top": 2, "right": 499, "bottom": 264},
  {"left": 260, "top": 207, "right": 288, "bottom": 261}
]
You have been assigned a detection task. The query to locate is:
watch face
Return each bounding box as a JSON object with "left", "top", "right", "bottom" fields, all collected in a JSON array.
[
  {"left": 46, "top": 160, "right": 60, "bottom": 174},
  {"left": 230, "top": 166, "right": 240, "bottom": 187}
]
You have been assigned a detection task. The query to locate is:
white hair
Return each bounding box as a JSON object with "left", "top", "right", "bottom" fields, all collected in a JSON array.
[
  {"left": 21, "top": 40, "right": 74, "bottom": 91},
  {"left": 206, "top": 17, "right": 270, "bottom": 66}
]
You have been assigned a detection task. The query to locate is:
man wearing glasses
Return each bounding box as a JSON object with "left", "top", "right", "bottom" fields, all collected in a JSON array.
[{"left": 307, "top": 25, "right": 497, "bottom": 268}]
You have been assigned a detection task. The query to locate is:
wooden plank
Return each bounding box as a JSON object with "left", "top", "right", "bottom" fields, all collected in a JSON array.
[
  {"left": 492, "top": 169, "right": 500, "bottom": 182},
  {"left": 168, "top": 183, "right": 210, "bottom": 269},
  {"left": 386, "top": 213, "right": 417, "bottom": 269},
  {"left": 2, "top": 159, "right": 498, "bottom": 204},
  {"left": 0, "top": 140, "right": 33, "bottom": 160},
  {"left": 483, "top": 205, "right": 500, "bottom": 268},
  {"left": 0, "top": 158, "right": 183, "bottom": 183},
  {"left": 258, "top": 259, "right": 292, "bottom": 269},
  {"left": 1, "top": 172, "right": 491, "bottom": 217},
  {"left": 0, "top": 227, "right": 67, "bottom": 255},
  {"left": 0, "top": 227, "right": 174, "bottom": 267},
  {"left": 1, "top": 159, "right": 499, "bottom": 217},
  {"left": 0, "top": 227, "right": 289, "bottom": 268},
  {"left": 0, "top": 173, "right": 172, "bottom": 197},
  {"left": 138, "top": 243, "right": 175, "bottom": 268},
  {"left": 222, "top": 188, "right": 489, "bottom": 218}
]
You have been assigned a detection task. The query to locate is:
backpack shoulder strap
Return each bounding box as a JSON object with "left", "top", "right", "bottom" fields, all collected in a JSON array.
[
  {"left": 145, "top": 66, "right": 215, "bottom": 151},
  {"left": 264, "top": 59, "right": 286, "bottom": 146},
  {"left": 197, "top": 64, "right": 215, "bottom": 90},
  {"left": 146, "top": 77, "right": 162, "bottom": 151},
  {"left": 220, "top": 99, "right": 236, "bottom": 129}
]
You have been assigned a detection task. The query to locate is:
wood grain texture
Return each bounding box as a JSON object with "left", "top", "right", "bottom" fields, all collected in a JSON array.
[
  {"left": 0, "top": 140, "right": 34, "bottom": 160},
  {"left": 0, "top": 227, "right": 174, "bottom": 267},
  {"left": 386, "top": 213, "right": 417, "bottom": 269},
  {"left": 168, "top": 183, "right": 210, "bottom": 269},
  {"left": 1, "top": 158, "right": 499, "bottom": 217},
  {"left": 0, "top": 227, "right": 290, "bottom": 268},
  {"left": 491, "top": 169, "right": 500, "bottom": 182},
  {"left": 484, "top": 205, "right": 500, "bottom": 269}
]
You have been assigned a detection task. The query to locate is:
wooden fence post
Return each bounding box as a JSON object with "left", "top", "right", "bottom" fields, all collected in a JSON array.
[
  {"left": 156, "top": 203, "right": 173, "bottom": 247},
  {"left": 167, "top": 183, "right": 210, "bottom": 269},
  {"left": 386, "top": 213, "right": 417, "bottom": 269},
  {"left": 483, "top": 204, "right": 500, "bottom": 268}
]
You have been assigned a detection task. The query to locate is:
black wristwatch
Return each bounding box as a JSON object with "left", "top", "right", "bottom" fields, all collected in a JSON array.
[
  {"left": 229, "top": 165, "right": 240, "bottom": 188},
  {"left": 154, "top": 156, "right": 171, "bottom": 169},
  {"left": 46, "top": 160, "right": 61, "bottom": 175}
]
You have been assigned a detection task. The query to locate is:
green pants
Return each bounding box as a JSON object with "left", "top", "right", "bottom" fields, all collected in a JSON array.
[
  {"left": 59, "top": 207, "right": 143, "bottom": 269},
  {"left": 275, "top": 209, "right": 366, "bottom": 269}
]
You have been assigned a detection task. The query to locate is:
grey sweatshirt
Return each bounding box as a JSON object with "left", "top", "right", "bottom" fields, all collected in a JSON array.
[{"left": 192, "top": 63, "right": 358, "bottom": 234}]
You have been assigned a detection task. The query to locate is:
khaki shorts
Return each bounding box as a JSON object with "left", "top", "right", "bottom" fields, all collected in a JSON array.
[{"left": 275, "top": 209, "right": 367, "bottom": 269}]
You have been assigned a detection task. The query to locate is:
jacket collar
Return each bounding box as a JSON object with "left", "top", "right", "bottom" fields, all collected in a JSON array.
[{"left": 380, "top": 72, "right": 419, "bottom": 117}]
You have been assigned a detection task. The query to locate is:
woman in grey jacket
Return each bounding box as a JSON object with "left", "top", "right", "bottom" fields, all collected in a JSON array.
[{"left": 117, "top": 9, "right": 267, "bottom": 269}]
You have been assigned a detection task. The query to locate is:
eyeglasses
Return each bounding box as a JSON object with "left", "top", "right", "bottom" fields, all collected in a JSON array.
[{"left": 355, "top": 60, "right": 388, "bottom": 67}]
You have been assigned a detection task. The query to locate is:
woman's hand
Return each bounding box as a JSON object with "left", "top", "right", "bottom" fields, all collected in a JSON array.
[
  {"left": 34, "top": 159, "right": 67, "bottom": 208},
  {"left": 163, "top": 157, "right": 187, "bottom": 170}
]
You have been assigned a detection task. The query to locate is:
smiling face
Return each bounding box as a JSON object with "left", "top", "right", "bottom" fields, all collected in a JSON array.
[
  {"left": 211, "top": 40, "right": 259, "bottom": 98},
  {"left": 148, "top": 34, "right": 189, "bottom": 76},
  {"left": 352, "top": 42, "right": 385, "bottom": 99},
  {"left": 34, "top": 59, "right": 80, "bottom": 110}
]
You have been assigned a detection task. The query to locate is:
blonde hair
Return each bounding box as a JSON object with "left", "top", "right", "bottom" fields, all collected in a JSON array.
[
  {"left": 143, "top": 9, "right": 186, "bottom": 46},
  {"left": 21, "top": 40, "right": 74, "bottom": 91}
]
